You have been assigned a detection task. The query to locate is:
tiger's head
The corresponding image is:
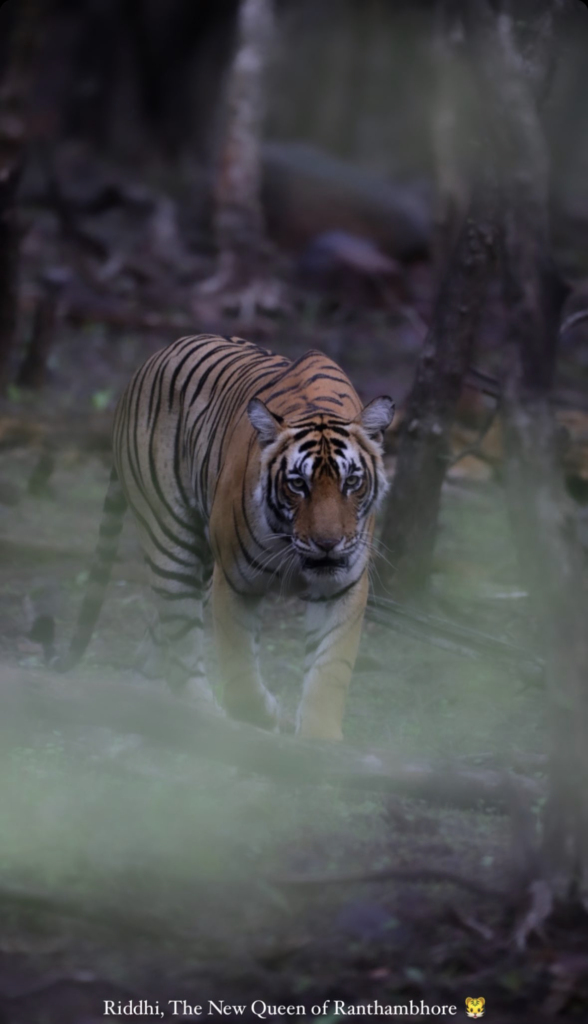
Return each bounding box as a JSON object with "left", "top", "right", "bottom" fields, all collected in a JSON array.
[
  {"left": 248, "top": 395, "right": 394, "bottom": 582},
  {"left": 465, "top": 997, "right": 485, "bottom": 1019}
]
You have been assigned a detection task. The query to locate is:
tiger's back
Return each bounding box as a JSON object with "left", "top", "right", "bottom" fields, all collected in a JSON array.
[{"left": 113, "top": 333, "right": 362, "bottom": 530}]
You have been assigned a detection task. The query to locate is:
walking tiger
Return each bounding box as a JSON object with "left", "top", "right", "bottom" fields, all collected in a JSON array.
[{"left": 58, "top": 334, "right": 394, "bottom": 740}]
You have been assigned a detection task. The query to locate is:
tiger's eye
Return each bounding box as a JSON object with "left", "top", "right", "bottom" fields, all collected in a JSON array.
[
  {"left": 346, "top": 474, "right": 361, "bottom": 489},
  {"left": 289, "top": 475, "right": 306, "bottom": 492}
]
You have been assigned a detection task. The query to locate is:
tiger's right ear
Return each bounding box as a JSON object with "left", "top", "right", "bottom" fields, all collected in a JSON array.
[
  {"left": 247, "top": 398, "right": 284, "bottom": 447},
  {"left": 358, "top": 396, "right": 395, "bottom": 439}
]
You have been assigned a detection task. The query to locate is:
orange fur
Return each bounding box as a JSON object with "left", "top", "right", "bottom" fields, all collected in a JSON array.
[{"left": 64, "top": 335, "right": 394, "bottom": 739}]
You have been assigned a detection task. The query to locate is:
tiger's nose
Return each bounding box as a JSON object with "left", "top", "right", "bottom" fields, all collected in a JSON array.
[{"left": 314, "top": 536, "right": 342, "bottom": 552}]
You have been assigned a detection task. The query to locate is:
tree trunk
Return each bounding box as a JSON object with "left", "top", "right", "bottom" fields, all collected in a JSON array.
[
  {"left": 430, "top": 0, "right": 470, "bottom": 284},
  {"left": 375, "top": 0, "right": 498, "bottom": 600},
  {"left": 0, "top": 150, "right": 20, "bottom": 393},
  {"left": 213, "top": 0, "right": 273, "bottom": 284},
  {"left": 376, "top": 185, "right": 495, "bottom": 598},
  {"left": 0, "top": 0, "right": 42, "bottom": 393},
  {"left": 469, "top": 0, "right": 588, "bottom": 896}
]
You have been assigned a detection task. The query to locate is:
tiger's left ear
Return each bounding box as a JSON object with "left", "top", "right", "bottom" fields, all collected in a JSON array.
[
  {"left": 247, "top": 398, "right": 284, "bottom": 447},
  {"left": 358, "top": 396, "right": 395, "bottom": 440}
]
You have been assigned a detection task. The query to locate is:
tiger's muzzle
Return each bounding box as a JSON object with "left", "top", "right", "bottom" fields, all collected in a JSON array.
[{"left": 294, "top": 535, "right": 356, "bottom": 574}]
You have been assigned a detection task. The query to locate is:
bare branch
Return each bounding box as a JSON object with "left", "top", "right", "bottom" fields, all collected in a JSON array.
[
  {"left": 367, "top": 593, "right": 543, "bottom": 681},
  {"left": 275, "top": 866, "right": 505, "bottom": 899}
]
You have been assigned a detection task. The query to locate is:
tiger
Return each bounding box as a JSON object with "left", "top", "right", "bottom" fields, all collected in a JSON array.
[
  {"left": 57, "top": 334, "right": 394, "bottom": 740},
  {"left": 465, "top": 998, "right": 485, "bottom": 1019}
]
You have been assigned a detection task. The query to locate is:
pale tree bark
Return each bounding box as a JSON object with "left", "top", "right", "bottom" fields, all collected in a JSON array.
[{"left": 205, "top": 0, "right": 274, "bottom": 295}]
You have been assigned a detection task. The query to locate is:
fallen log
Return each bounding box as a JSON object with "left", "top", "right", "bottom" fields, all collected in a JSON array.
[{"left": 1, "top": 665, "right": 542, "bottom": 811}]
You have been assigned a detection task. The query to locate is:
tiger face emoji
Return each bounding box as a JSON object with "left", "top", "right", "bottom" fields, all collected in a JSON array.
[{"left": 465, "top": 997, "right": 485, "bottom": 1018}]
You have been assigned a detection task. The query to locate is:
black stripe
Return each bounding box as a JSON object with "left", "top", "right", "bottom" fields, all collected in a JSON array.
[
  {"left": 233, "top": 513, "right": 276, "bottom": 575},
  {"left": 144, "top": 555, "right": 198, "bottom": 588},
  {"left": 304, "top": 575, "right": 363, "bottom": 603},
  {"left": 166, "top": 621, "right": 202, "bottom": 642}
]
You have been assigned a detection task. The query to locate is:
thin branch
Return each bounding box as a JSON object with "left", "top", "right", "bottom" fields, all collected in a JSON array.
[
  {"left": 367, "top": 593, "right": 543, "bottom": 681},
  {"left": 446, "top": 401, "right": 501, "bottom": 468},
  {"left": 559, "top": 308, "right": 588, "bottom": 337},
  {"left": 465, "top": 366, "right": 588, "bottom": 411},
  {"left": 275, "top": 866, "right": 505, "bottom": 899}
]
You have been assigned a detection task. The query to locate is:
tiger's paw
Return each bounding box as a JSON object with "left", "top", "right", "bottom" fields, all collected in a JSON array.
[
  {"left": 295, "top": 710, "right": 344, "bottom": 742},
  {"left": 184, "top": 676, "right": 224, "bottom": 715},
  {"left": 224, "top": 688, "right": 280, "bottom": 731},
  {"left": 277, "top": 707, "right": 297, "bottom": 734}
]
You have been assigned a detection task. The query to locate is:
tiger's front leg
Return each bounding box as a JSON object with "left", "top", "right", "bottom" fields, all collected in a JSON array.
[
  {"left": 297, "top": 572, "right": 369, "bottom": 740},
  {"left": 212, "top": 565, "right": 280, "bottom": 729},
  {"left": 140, "top": 568, "right": 220, "bottom": 712},
  {"left": 135, "top": 508, "right": 219, "bottom": 711}
]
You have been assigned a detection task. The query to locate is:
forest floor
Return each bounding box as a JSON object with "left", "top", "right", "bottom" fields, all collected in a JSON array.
[{"left": 1, "top": 304, "right": 588, "bottom": 1023}]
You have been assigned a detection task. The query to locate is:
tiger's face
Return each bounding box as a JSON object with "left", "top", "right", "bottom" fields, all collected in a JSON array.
[
  {"left": 465, "top": 997, "right": 485, "bottom": 1019},
  {"left": 248, "top": 396, "right": 394, "bottom": 583}
]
